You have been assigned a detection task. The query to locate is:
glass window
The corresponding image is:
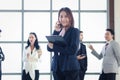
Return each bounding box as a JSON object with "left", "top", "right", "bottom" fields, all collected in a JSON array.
[
  {"left": 1, "top": 44, "right": 22, "bottom": 73},
  {"left": 81, "top": 0, "right": 107, "bottom": 10},
  {"left": 40, "top": 75, "right": 50, "bottom": 80},
  {"left": 84, "top": 75, "right": 99, "bottom": 80},
  {"left": 2, "top": 75, "right": 21, "bottom": 80},
  {"left": 24, "top": 0, "right": 50, "bottom": 10},
  {"left": 24, "top": 13, "right": 50, "bottom": 41},
  {"left": 0, "top": 0, "right": 21, "bottom": 10},
  {"left": 39, "top": 43, "right": 50, "bottom": 73},
  {"left": 52, "top": 0, "right": 78, "bottom": 10},
  {"left": 0, "top": 13, "right": 22, "bottom": 41},
  {"left": 85, "top": 43, "right": 105, "bottom": 73},
  {"left": 81, "top": 13, "right": 107, "bottom": 41},
  {"left": 0, "top": 0, "right": 108, "bottom": 80}
]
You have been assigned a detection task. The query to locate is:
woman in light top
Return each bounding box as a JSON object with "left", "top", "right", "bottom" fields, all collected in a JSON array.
[{"left": 22, "top": 32, "right": 42, "bottom": 80}]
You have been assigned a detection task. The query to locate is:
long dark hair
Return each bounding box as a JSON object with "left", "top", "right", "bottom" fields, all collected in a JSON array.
[
  {"left": 25, "top": 32, "right": 40, "bottom": 50},
  {"left": 58, "top": 7, "right": 74, "bottom": 27}
]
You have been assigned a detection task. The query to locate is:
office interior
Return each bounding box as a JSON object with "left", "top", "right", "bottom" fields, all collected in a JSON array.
[{"left": 0, "top": 0, "right": 120, "bottom": 80}]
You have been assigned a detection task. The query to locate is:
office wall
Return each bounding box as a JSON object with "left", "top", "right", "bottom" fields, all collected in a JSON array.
[{"left": 115, "top": 0, "right": 120, "bottom": 80}]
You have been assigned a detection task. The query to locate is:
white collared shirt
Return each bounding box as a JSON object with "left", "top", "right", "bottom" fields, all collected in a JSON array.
[{"left": 106, "top": 39, "right": 113, "bottom": 44}]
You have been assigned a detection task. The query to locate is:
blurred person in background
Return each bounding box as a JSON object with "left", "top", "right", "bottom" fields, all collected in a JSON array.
[
  {"left": 0, "top": 29, "right": 5, "bottom": 80},
  {"left": 22, "top": 32, "right": 42, "bottom": 80},
  {"left": 88, "top": 29, "right": 120, "bottom": 80},
  {"left": 77, "top": 31, "right": 87, "bottom": 80}
]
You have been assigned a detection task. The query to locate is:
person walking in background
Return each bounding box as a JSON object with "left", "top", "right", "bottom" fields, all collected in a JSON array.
[
  {"left": 22, "top": 32, "right": 42, "bottom": 80},
  {"left": 88, "top": 29, "right": 120, "bottom": 80},
  {"left": 0, "top": 29, "right": 5, "bottom": 80},
  {"left": 47, "top": 7, "right": 80, "bottom": 80},
  {"left": 77, "top": 31, "right": 87, "bottom": 80}
]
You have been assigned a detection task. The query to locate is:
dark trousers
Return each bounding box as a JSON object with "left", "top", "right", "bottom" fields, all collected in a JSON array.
[
  {"left": 53, "top": 70, "right": 80, "bottom": 80},
  {"left": 99, "top": 71, "right": 116, "bottom": 80},
  {"left": 0, "top": 71, "right": 1, "bottom": 80},
  {"left": 22, "top": 70, "right": 39, "bottom": 80},
  {"left": 79, "top": 70, "right": 86, "bottom": 80}
]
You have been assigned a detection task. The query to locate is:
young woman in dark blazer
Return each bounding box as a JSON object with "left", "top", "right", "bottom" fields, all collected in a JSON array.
[{"left": 47, "top": 7, "right": 80, "bottom": 80}]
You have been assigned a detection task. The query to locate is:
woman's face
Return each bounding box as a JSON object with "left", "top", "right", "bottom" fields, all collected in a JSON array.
[
  {"left": 29, "top": 34, "right": 36, "bottom": 46},
  {"left": 59, "top": 11, "right": 70, "bottom": 27}
]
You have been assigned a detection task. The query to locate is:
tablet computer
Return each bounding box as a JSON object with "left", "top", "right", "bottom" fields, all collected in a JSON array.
[{"left": 46, "top": 35, "right": 66, "bottom": 46}]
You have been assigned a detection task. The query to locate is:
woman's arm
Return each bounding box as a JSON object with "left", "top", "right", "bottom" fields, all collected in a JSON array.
[
  {"left": 112, "top": 41, "right": 120, "bottom": 66},
  {"left": 22, "top": 49, "right": 28, "bottom": 62},
  {"left": 37, "top": 48, "right": 42, "bottom": 58},
  {"left": 0, "top": 47, "right": 5, "bottom": 61},
  {"left": 47, "top": 30, "right": 60, "bottom": 52}
]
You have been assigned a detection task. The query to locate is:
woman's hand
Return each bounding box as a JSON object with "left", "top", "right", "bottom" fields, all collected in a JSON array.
[
  {"left": 48, "top": 42, "right": 53, "bottom": 49},
  {"left": 37, "top": 49, "right": 42, "bottom": 58},
  {"left": 27, "top": 53, "right": 30, "bottom": 59},
  {"left": 54, "top": 21, "right": 61, "bottom": 31}
]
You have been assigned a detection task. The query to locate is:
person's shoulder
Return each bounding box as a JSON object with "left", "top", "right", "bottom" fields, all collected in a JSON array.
[
  {"left": 71, "top": 27, "right": 79, "bottom": 33},
  {"left": 82, "top": 43, "right": 86, "bottom": 46},
  {"left": 81, "top": 43, "right": 86, "bottom": 47},
  {"left": 73, "top": 27, "right": 79, "bottom": 31},
  {"left": 111, "top": 40, "right": 120, "bottom": 47},
  {"left": 111, "top": 40, "right": 119, "bottom": 44}
]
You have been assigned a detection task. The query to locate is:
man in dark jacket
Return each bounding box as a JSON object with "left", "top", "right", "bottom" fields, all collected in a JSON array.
[
  {"left": 0, "top": 29, "right": 5, "bottom": 80},
  {"left": 77, "top": 31, "right": 87, "bottom": 80}
]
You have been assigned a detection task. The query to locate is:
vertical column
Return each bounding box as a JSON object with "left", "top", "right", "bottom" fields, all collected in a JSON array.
[
  {"left": 21, "top": 0, "right": 24, "bottom": 78},
  {"left": 109, "top": 0, "right": 114, "bottom": 30},
  {"left": 50, "top": 0, "right": 53, "bottom": 80}
]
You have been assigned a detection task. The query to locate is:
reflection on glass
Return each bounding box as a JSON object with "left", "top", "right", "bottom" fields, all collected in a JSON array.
[
  {"left": 0, "top": 13, "right": 21, "bottom": 41},
  {"left": 81, "top": 13, "right": 107, "bottom": 41},
  {"left": 24, "top": 0, "right": 50, "bottom": 10},
  {"left": 1, "top": 44, "right": 21, "bottom": 73},
  {"left": 52, "top": 0, "right": 78, "bottom": 10},
  {"left": 0, "top": 0, "right": 21, "bottom": 10},
  {"left": 81, "top": 0, "right": 107, "bottom": 10},
  {"left": 24, "top": 13, "right": 50, "bottom": 41}
]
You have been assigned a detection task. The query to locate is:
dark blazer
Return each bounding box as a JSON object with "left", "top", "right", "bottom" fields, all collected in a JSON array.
[
  {"left": 47, "top": 27, "right": 80, "bottom": 72},
  {"left": 77, "top": 43, "right": 87, "bottom": 72},
  {"left": 0, "top": 47, "right": 5, "bottom": 71}
]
